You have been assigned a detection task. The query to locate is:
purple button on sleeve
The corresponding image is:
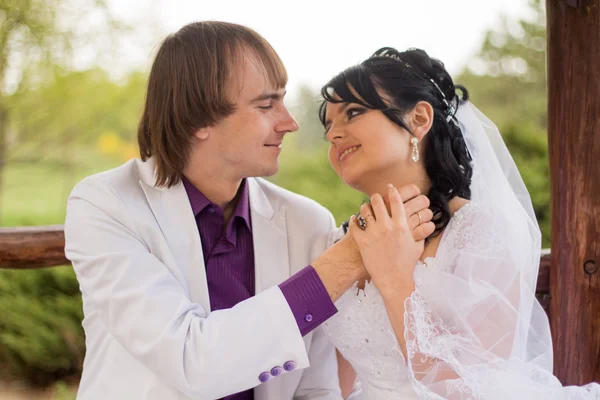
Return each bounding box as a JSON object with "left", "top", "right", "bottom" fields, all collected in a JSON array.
[
  {"left": 259, "top": 372, "right": 270, "bottom": 383},
  {"left": 279, "top": 265, "right": 338, "bottom": 336},
  {"left": 283, "top": 361, "right": 296, "bottom": 372},
  {"left": 270, "top": 366, "right": 283, "bottom": 377}
]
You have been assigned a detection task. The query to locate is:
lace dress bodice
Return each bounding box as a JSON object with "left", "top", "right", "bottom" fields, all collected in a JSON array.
[
  {"left": 322, "top": 204, "right": 474, "bottom": 400},
  {"left": 322, "top": 269, "right": 425, "bottom": 399}
]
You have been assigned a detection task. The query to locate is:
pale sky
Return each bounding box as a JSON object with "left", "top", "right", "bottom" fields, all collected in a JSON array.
[{"left": 105, "top": 0, "right": 534, "bottom": 104}]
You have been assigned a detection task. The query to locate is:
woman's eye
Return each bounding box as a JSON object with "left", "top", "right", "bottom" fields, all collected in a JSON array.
[{"left": 346, "top": 107, "right": 364, "bottom": 119}]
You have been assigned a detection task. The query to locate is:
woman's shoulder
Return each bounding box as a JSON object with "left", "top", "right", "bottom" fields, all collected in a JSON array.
[
  {"left": 448, "top": 201, "right": 510, "bottom": 231},
  {"left": 444, "top": 202, "right": 513, "bottom": 250}
]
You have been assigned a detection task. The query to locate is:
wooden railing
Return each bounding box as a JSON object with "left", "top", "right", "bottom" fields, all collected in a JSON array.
[
  {"left": 0, "top": 225, "right": 554, "bottom": 315},
  {"left": 0, "top": 225, "right": 68, "bottom": 269}
]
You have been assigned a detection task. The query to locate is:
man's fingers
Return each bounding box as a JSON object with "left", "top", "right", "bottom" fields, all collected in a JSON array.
[
  {"left": 413, "top": 222, "right": 436, "bottom": 242},
  {"left": 403, "top": 194, "right": 430, "bottom": 218},
  {"left": 408, "top": 208, "right": 434, "bottom": 231},
  {"left": 397, "top": 184, "right": 420, "bottom": 203}
]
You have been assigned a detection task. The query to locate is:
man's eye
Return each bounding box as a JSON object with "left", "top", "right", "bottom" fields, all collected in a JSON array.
[{"left": 259, "top": 104, "right": 273, "bottom": 110}]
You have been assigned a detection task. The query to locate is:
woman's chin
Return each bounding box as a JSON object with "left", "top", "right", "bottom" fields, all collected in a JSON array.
[{"left": 340, "top": 170, "right": 362, "bottom": 190}]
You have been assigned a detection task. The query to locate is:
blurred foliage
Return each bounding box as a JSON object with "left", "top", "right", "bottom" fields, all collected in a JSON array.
[
  {"left": 6, "top": 68, "right": 146, "bottom": 149},
  {"left": 0, "top": 0, "right": 552, "bottom": 390},
  {"left": 456, "top": 0, "right": 550, "bottom": 246},
  {"left": 0, "top": 0, "right": 133, "bottom": 390},
  {"left": 0, "top": 267, "right": 84, "bottom": 385}
]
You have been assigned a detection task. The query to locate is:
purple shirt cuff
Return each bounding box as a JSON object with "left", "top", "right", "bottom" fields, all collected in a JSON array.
[{"left": 279, "top": 265, "right": 338, "bottom": 336}]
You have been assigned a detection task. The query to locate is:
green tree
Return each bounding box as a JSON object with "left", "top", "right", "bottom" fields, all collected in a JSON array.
[
  {"left": 456, "top": 0, "right": 550, "bottom": 246},
  {"left": 457, "top": 0, "right": 546, "bottom": 129},
  {"left": 0, "top": 0, "right": 125, "bottom": 222}
]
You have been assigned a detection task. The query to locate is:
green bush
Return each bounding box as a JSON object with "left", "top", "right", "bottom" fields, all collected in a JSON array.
[{"left": 0, "top": 267, "right": 84, "bottom": 385}]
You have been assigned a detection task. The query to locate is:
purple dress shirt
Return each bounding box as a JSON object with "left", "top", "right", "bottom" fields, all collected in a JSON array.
[{"left": 182, "top": 177, "right": 337, "bottom": 400}]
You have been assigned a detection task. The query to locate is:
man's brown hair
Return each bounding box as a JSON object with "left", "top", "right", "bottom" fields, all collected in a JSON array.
[{"left": 138, "top": 21, "right": 288, "bottom": 187}]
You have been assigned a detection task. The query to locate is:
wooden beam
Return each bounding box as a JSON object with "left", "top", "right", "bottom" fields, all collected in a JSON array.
[
  {"left": 0, "top": 225, "right": 69, "bottom": 268},
  {"left": 547, "top": 0, "right": 600, "bottom": 385},
  {"left": 0, "top": 224, "right": 552, "bottom": 296}
]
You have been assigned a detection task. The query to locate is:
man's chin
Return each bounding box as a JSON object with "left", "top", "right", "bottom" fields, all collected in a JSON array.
[
  {"left": 262, "top": 165, "right": 279, "bottom": 177},
  {"left": 245, "top": 163, "right": 279, "bottom": 178}
]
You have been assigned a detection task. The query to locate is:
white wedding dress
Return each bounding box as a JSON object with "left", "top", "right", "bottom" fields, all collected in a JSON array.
[
  {"left": 323, "top": 203, "right": 485, "bottom": 400},
  {"left": 322, "top": 202, "right": 600, "bottom": 400}
]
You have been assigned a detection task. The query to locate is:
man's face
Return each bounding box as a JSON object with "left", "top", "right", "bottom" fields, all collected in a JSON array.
[{"left": 203, "top": 53, "right": 298, "bottom": 179}]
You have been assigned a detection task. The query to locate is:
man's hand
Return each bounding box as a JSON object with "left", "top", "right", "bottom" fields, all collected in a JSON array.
[
  {"left": 395, "top": 184, "right": 434, "bottom": 241},
  {"left": 312, "top": 232, "right": 365, "bottom": 303},
  {"left": 312, "top": 184, "right": 433, "bottom": 302},
  {"left": 369, "top": 184, "right": 434, "bottom": 242}
]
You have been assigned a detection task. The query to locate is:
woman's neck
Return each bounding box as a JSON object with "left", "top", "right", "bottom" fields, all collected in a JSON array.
[{"left": 358, "top": 169, "right": 432, "bottom": 201}]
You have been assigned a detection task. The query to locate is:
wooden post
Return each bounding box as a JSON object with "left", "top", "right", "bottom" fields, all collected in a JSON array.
[{"left": 547, "top": 0, "right": 600, "bottom": 385}]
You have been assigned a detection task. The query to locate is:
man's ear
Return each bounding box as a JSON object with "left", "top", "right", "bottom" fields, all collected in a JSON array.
[
  {"left": 194, "top": 127, "right": 210, "bottom": 140},
  {"left": 408, "top": 101, "right": 434, "bottom": 140}
]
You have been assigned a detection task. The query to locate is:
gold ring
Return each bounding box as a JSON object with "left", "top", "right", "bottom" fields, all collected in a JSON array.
[{"left": 364, "top": 213, "right": 375, "bottom": 221}]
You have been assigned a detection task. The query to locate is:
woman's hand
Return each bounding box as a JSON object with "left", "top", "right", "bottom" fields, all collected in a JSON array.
[{"left": 348, "top": 184, "right": 435, "bottom": 296}]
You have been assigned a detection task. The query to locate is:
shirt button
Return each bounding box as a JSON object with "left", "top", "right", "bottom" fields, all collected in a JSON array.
[
  {"left": 270, "top": 366, "right": 283, "bottom": 376},
  {"left": 304, "top": 313, "right": 313, "bottom": 323},
  {"left": 208, "top": 207, "right": 215, "bottom": 213},
  {"left": 258, "top": 372, "right": 270, "bottom": 383},
  {"left": 283, "top": 361, "right": 296, "bottom": 372}
]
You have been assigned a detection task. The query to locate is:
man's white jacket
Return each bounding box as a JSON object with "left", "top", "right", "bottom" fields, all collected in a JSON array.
[{"left": 64, "top": 158, "right": 342, "bottom": 399}]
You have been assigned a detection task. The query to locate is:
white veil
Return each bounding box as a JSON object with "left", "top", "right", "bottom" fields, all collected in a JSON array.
[{"left": 401, "top": 101, "right": 600, "bottom": 399}]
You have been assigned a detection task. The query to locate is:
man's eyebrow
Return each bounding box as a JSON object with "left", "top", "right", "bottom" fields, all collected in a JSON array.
[
  {"left": 324, "top": 102, "right": 350, "bottom": 131},
  {"left": 250, "top": 90, "right": 287, "bottom": 102}
]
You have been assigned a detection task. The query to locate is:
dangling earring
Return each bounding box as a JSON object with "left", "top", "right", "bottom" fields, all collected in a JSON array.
[{"left": 411, "top": 137, "right": 419, "bottom": 163}]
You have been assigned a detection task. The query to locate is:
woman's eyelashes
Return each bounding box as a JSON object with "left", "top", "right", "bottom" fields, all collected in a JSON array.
[
  {"left": 346, "top": 106, "right": 366, "bottom": 120},
  {"left": 322, "top": 106, "right": 367, "bottom": 140}
]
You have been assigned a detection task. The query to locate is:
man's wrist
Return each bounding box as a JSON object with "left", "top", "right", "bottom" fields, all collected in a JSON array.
[{"left": 312, "top": 258, "right": 363, "bottom": 302}]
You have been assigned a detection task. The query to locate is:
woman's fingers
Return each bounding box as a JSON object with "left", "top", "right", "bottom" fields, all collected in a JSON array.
[
  {"left": 369, "top": 193, "right": 388, "bottom": 222},
  {"left": 387, "top": 184, "right": 408, "bottom": 229}
]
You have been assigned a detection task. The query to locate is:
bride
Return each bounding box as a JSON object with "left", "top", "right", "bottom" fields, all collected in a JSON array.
[{"left": 318, "top": 47, "right": 600, "bottom": 399}]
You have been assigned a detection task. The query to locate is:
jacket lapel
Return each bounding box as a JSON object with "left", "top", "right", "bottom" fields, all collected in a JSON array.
[
  {"left": 248, "top": 178, "right": 290, "bottom": 295},
  {"left": 138, "top": 159, "right": 211, "bottom": 313}
]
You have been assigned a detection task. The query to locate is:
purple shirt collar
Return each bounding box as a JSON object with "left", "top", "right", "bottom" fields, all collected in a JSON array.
[{"left": 182, "top": 177, "right": 252, "bottom": 232}]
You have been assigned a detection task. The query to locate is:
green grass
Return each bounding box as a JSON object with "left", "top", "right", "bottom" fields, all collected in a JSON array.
[{"left": 1, "top": 147, "right": 123, "bottom": 227}]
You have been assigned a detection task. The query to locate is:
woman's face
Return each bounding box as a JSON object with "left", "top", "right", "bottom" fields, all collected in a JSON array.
[{"left": 323, "top": 100, "right": 417, "bottom": 192}]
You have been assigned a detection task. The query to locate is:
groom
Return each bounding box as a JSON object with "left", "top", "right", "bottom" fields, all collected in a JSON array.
[{"left": 64, "top": 21, "right": 432, "bottom": 399}]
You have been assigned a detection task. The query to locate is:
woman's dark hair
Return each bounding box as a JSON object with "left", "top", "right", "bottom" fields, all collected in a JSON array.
[{"left": 319, "top": 47, "right": 472, "bottom": 237}]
